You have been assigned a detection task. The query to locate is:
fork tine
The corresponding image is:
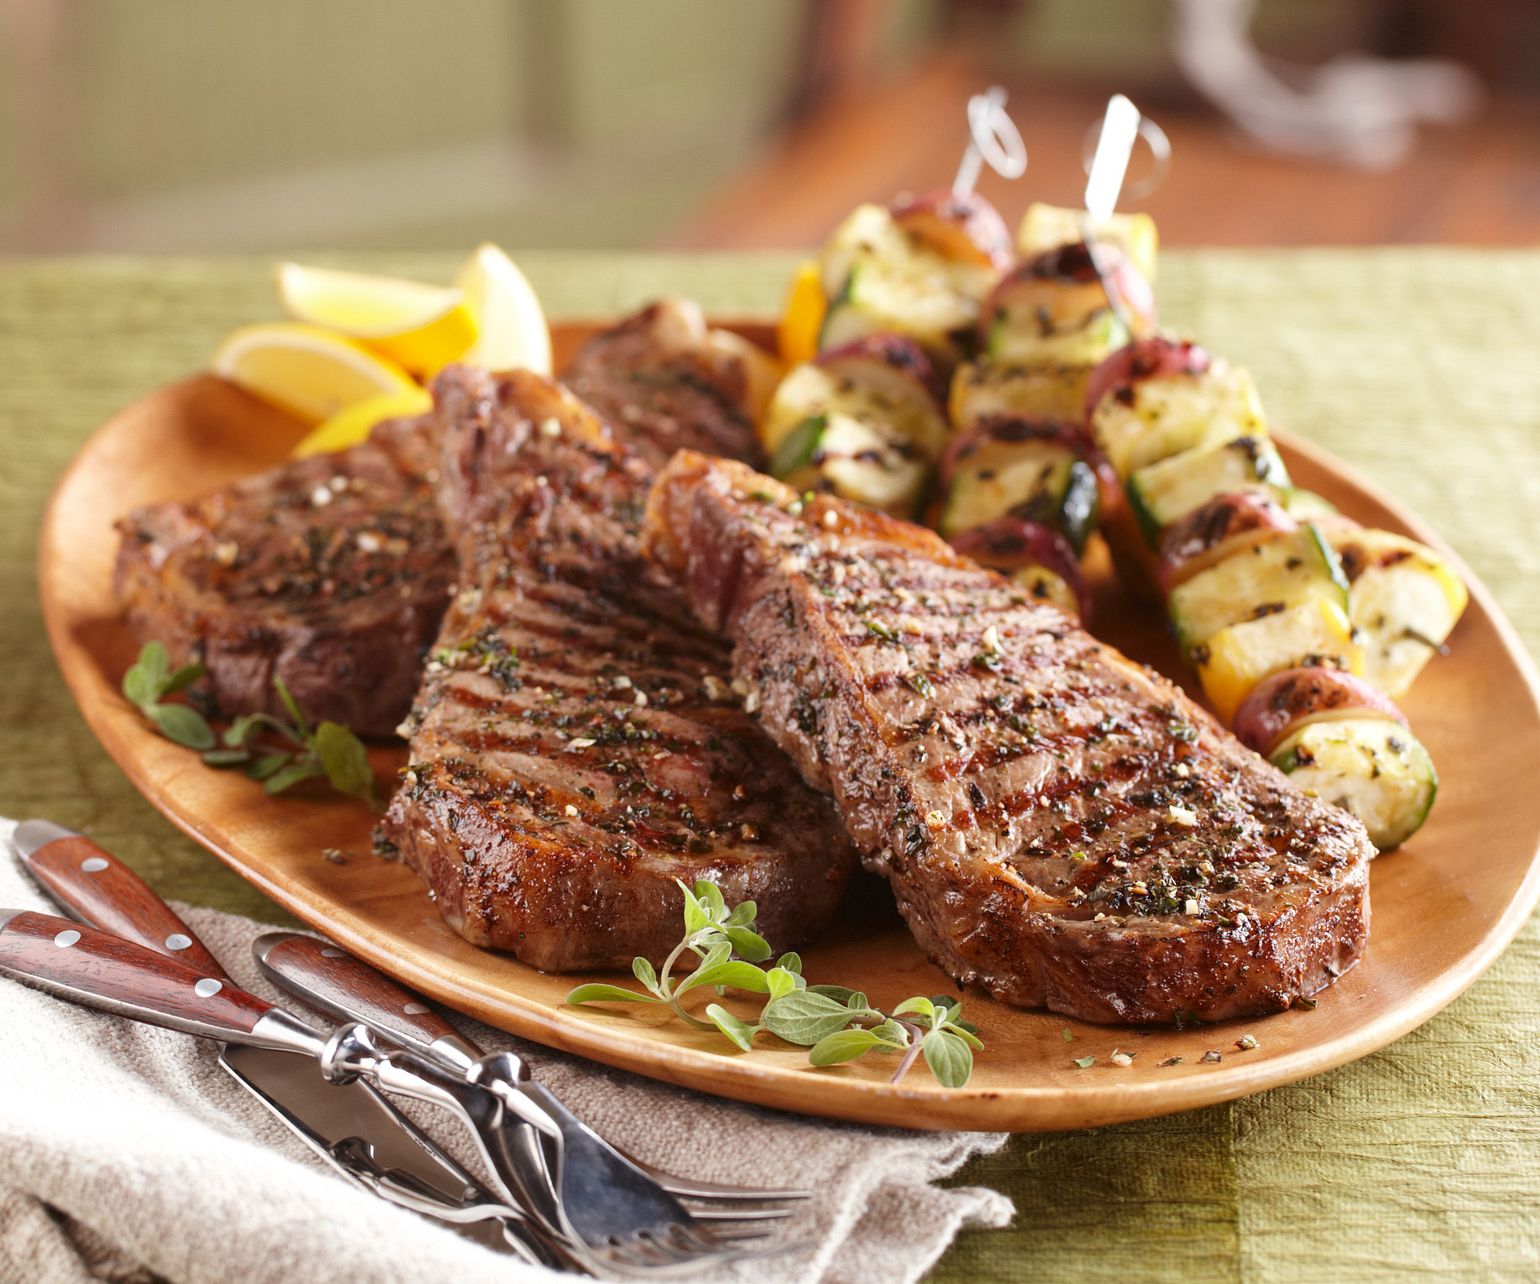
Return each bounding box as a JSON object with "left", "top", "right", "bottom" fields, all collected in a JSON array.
[
  {"left": 651, "top": 1172, "right": 811, "bottom": 1203},
  {"left": 701, "top": 1225, "right": 776, "bottom": 1245},
  {"left": 680, "top": 1203, "right": 793, "bottom": 1222}
]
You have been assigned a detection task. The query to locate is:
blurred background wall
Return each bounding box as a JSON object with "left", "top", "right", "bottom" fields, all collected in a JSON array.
[{"left": 1, "top": 0, "right": 1537, "bottom": 255}]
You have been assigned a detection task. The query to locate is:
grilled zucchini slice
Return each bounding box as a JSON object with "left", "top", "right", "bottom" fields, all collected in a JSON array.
[
  {"left": 1168, "top": 524, "right": 1349, "bottom": 655},
  {"left": 984, "top": 286, "right": 1125, "bottom": 367},
  {"left": 1126, "top": 436, "right": 1291, "bottom": 543},
  {"left": 762, "top": 357, "right": 947, "bottom": 462},
  {"left": 1091, "top": 363, "right": 1267, "bottom": 480},
  {"left": 769, "top": 412, "right": 926, "bottom": 516},
  {"left": 1196, "top": 599, "right": 1363, "bottom": 725},
  {"left": 1282, "top": 487, "right": 1339, "bottom": 520},
  {"left": 940, "top": 433, "right": 1099, "bottom": 551},
  {"left": 949, "top": 360, "right": 1092, "bottom": 432},
  {"left": 1271, "top": 716, "right": 1438, "bottom": 850},
  {"left": 816, "top": 205, "right": 994, "bottom": 360},
  {"left": 762, "top": 350, "right": 945, "bottom": 517},
  {"left": 1327, "top": 527, "right": 1469, "bottom": 697}
]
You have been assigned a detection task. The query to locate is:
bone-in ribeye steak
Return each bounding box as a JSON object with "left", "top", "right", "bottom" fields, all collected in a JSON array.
[
  {"left": 378, "top": 369, "right": 855, "bottom": 969},
  {"left": 645, "top": 452, "right": 1374, "bottom": 1023},
  {"left": 114, "top": 302, "right": 763, "bottom": 738},
  {"left": 114, "top": 415, "right": 452, "bottom": 739}
]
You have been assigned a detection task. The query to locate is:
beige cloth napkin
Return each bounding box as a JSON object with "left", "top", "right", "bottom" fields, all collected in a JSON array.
[{"left": 0, "top": 824, "right": 1011, "bottom": 1283}]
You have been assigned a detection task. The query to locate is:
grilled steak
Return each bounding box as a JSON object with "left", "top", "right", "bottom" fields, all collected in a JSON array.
[
  {"left": 563, "top": 298, "right": 771, "bottom": 469},
  {"left": 114, "top": 417, "right": 452, "bottom": 739},
  {"left": 114, "top": 300, "right": 769, "bottom": 739},
  {"left": 379, "top": 369, "right": 855, "bottom": 970},
  {"left": 645, "top": 452, "right": 1374, "bottom": 1024}
]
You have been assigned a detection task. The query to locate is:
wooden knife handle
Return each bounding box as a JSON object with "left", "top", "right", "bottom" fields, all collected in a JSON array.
[
  {"left": 20, "top": 833, "right": 227, "bottom": 979},
  {"left": 255, "top": 932, "right": 472, "bottom": 1058},
  {"left": 0, "top": 909, "right": 271, "bottom": 1041}
]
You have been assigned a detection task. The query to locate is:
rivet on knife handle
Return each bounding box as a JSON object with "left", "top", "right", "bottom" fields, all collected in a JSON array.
[
  {"left": 14, "top": 820, "right": 225, "bottom": 978},
  {"left": 0, "top": 909, "right": 288, "bottom": 1045},
  {"left": 254, "top": 931, "right": 480, "bottom": 1067}
]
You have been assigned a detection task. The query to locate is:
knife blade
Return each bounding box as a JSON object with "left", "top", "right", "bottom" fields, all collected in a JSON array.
[{"left": 8, "top": 819, "right": 552, "bottom": 1265}]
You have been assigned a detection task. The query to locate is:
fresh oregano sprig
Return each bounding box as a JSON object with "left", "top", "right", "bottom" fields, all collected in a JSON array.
[
  {"left": 566, "top": 879, "right": 983, "bottom": 1088},
  {"left": 121, "top": 640, "right": 215, "bottom": 750},
  {"left": 122, "top": 642, "right": 375, "bottom": 803}
]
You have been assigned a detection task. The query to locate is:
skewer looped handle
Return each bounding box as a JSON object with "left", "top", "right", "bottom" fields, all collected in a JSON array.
[{"left": 952, "top": 85, "right": 1027, "bottom": 197}]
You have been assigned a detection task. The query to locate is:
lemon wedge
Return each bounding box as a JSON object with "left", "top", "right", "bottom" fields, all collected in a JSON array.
[
  {"left": 454, "top": 243, "right": 552, "bottom": 375},
  {"left": 276, "top": 262, "right": 477, "bottom": 376},
  {"left": 291, "top": 388, "right": 435, "bottom": 457},
  {"left": 212, "top": 323, "right": 419, "bottom": 424}
]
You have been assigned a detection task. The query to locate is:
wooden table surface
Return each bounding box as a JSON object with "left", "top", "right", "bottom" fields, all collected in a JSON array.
[{"left": 2, "top": 250, "right": 1538, "bottom": 1281}]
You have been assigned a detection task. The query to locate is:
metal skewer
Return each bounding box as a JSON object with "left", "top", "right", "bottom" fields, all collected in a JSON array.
[{"left": 952, "top": 85, "right": 1027, "bottom": 197}]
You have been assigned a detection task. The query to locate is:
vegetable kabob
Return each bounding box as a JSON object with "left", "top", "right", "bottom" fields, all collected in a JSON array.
[
  {"left": 938, "top": 203, "right": 1159, "bottom": 619},
  {"left": 766, "top": 191, "right": 1159, "bottom": 621},
  {"left": 1084, "top": 333, "right": 1468, "bottom": 848}
]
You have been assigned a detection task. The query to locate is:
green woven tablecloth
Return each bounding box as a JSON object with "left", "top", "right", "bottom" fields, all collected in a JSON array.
[{"left": 2, "top": 250, "right": 1537, "bottom": 1281}]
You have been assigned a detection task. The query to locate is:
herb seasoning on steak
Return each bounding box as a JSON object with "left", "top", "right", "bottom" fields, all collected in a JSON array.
[
  {"left": 113, "top": 416, "right": 451, "bottom": 739},
  {"left": 563, "top": 298, "right": 770, "bottom": 469},
  {"left": 645, "top": 452, "right": 1374, "bottom": 1024},
  {"left": 379, "top": 369, "right": 854, "bottom": 970}
]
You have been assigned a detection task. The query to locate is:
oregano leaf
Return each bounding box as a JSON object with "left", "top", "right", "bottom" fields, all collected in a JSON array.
[
  {"left": 946, "top": 1022, "right": 985, "bottom": 1052},
  {"left": 693, "top": 880, "right": 727, "bottom": 922},
  {"left": 138, "top": 642, "right": 169, "bottom": 688},
  {"left": 632, "top": 956, "right": 659, "bottom": 994},
  {"left": 723, "top": 925, "right": 771, "bottom": 962},
  {"left": 148, "top": 702, "right": 215, "bottom": 750},
  {"left": 763, "top": 990, "right": 857, "bottom": 1046},
  {"left": 806, "top": 984, "right": 859, "bottom": 1004},
  {"left": 315, "top": 721, "right": 374, "bottom": 803},
  {"left": 201, "top": 747, "right": 251, "bottom": 768},
  {"left": 765, "top": 966, "right": 800, "bottom": 1003},
  {"left": 122, "top": 664, "right": 158, "bottom": 711},
  {"left": 262, "top": 759, "right": 325, "bottom": 796},
  {"left": 683, "top": 961, "right": 771, "bottom": 995},
  {"left": 725, "top": 900, "right": 757, "bottom": 928},
  {"left": 161, "top": 661, "right": 207, "bottom": 697},
  {"left": 892, "top": 996, "right": 937, "bottom": 1022},
  {"left": 922, "top": 1029, "right": 974, "bottom": 1088},
  {"left": 704, "top": 1004, "right": 757, "bottom": 1052},
  {"left": 566, "top": 983, "right": 663, "bottom": 1006},
  {"left": 678, "top": 880, "right": 708, "bottom": 935},
  {"left": 246, "top": 752, "right": 295, "bottom": 782},
  {"left": 809, "top": 1027, "right": 883, "bottom": 1066},
  {"left": 272, "top": 676, "right": 308, "bottom": 736}
]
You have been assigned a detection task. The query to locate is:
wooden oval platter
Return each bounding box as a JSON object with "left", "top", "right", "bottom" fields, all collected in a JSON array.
[{"left": 38, "top": 321, "right": 1540, "bottom": 1132}]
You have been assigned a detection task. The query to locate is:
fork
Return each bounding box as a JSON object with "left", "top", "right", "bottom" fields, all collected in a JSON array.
[
  {"left": 253, "top": 930, "right": 808, "bottom": 1216},
  {"left": 313, "top": 989, "right": 806, "bottom": 1266}
]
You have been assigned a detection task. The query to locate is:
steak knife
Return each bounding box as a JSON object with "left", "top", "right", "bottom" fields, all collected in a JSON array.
[{"left": 8, "top": 819, "right": 557, "bottom": 1267}]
